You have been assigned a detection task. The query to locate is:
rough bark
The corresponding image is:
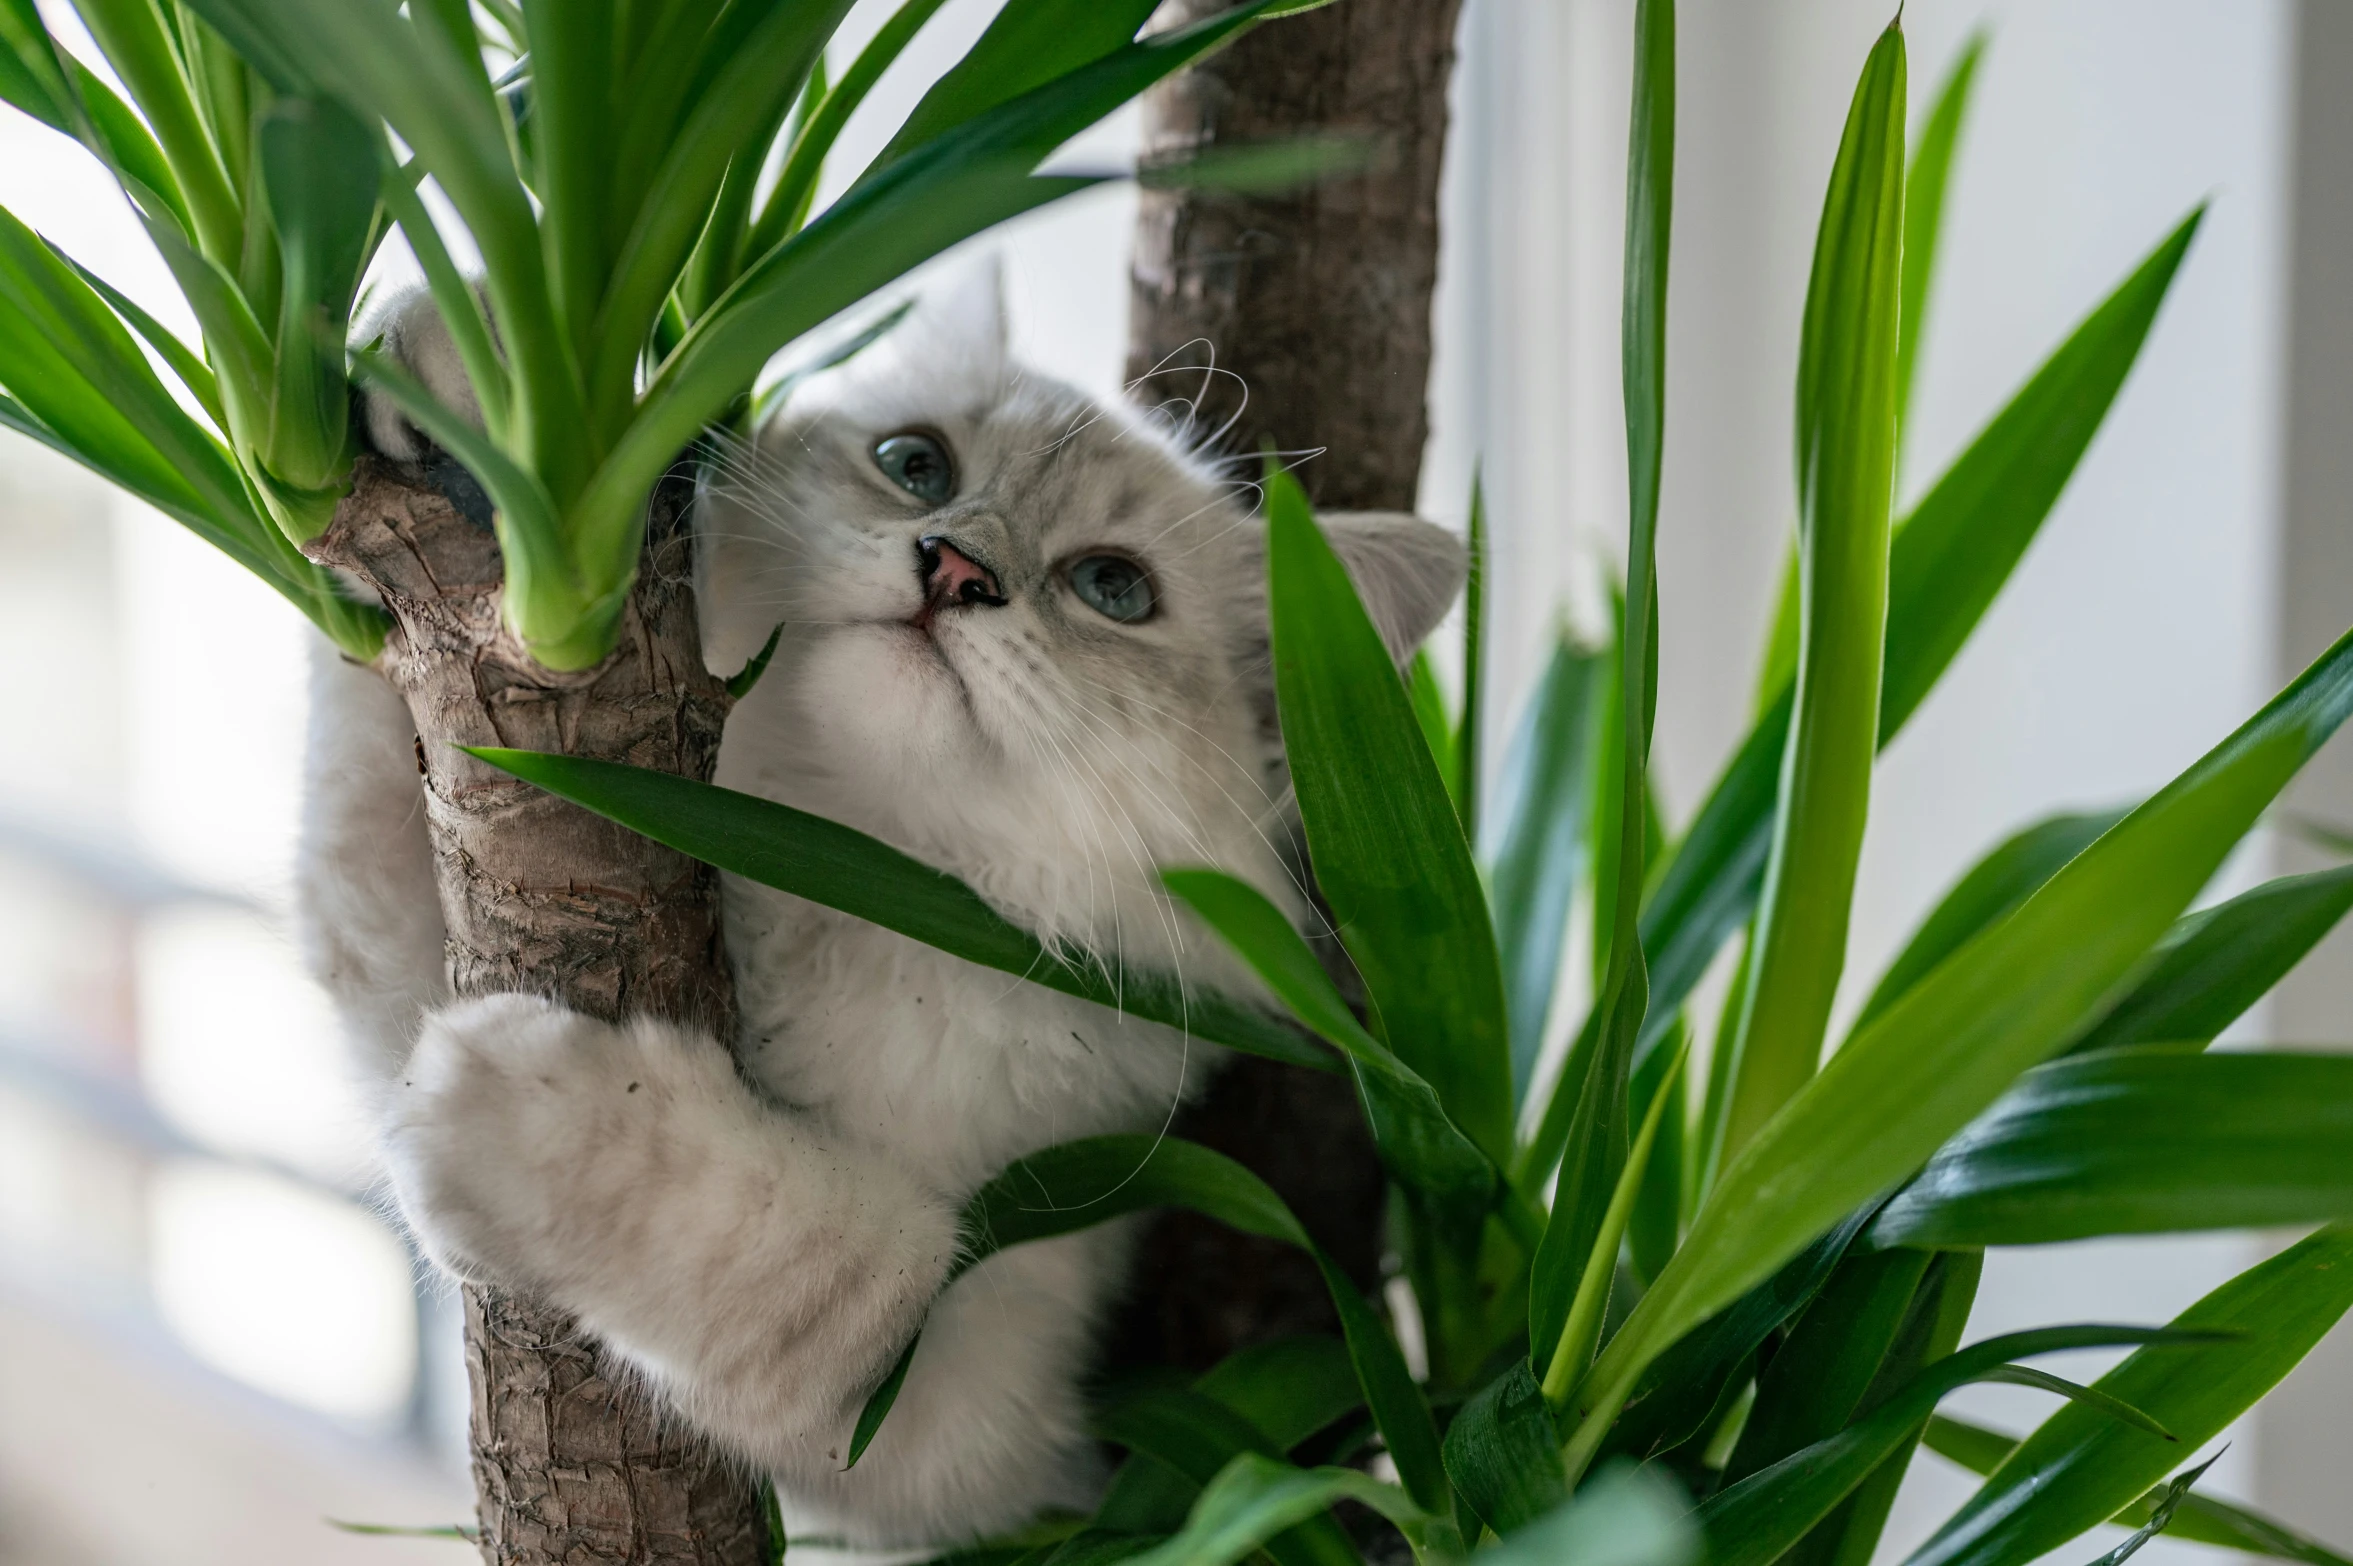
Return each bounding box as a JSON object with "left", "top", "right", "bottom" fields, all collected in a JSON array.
[
  {"left": 1113, "top": 0, "right": 1465, "bottom": 1370},
  {"left": 1128, "top": 0, "right": 1463, "bottom": 514},
  {"left": 308, "top": 455, "right": 767, "bottom": 1566}
]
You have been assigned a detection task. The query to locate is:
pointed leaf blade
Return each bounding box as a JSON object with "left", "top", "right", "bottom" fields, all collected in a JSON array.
[
  {"left": 1867, "top": 1050, "right": 2353, "bottom": 1248},
  {"left": 1909, "top": 1227, "right": 2353, "bottom": 1566},
  {"left": 466, "top": 750, "right": 1334, "bottom": 1074},
  {"left": 1263, "top": 466, "right": 1510, "bottom": 1159}
]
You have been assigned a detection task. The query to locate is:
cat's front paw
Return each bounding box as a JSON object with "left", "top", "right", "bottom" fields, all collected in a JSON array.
[
  {"left": 380, "top": 992, "right": 725, "bottom": 1290},
  {"left": 358, "top": 285, "right": 486, "bottom": 463}
]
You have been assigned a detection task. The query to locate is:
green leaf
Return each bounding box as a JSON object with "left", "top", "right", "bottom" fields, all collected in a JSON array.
[
  {"left": 1536, "top": 0, "right": 1675, "bottom": 1398},
  {"left": 881, "top": 0, "right": 1159, "bottom": 165},
  {"left": 0, "top": 291, "right": 220, "bottom": 529},
  {"left": 1699, "top": 1325, "right": 2202, "bottom": 1566},
  {"left": 749, "top": 297, "right": 914, "bottom": 427},
  {"left": 129, "top": 202, "right": 274, "bottom": 453},
  {"left": 883, "top": 1134, "right": 1447, "bottom": 1515},
  {"left": 326, "top": 1520, "right": 476, "bottom": 1541},
  {"left": 1197, "top": 1337, "right": 1366, "bottom": 1453},
  {"left": 2067, "top": 864, "right": 2353, "bottom": 1053},
  {"left": 1598, "top": 1206, "right": 1876, "bottom": 1466},
  {"left": 1748, "top": 25, "right": 1983, "bottom": 731},
  {"left": 843, "top": 1334, "right": 917, "bottom": 1469},
  {"left": 1896, "top": 31, "right": 1985, "bottom": 436},
  {"left": 1138, "top": 135, "right": 1378, "bottom": 199},
  {"left": 583, "top": 0, "right": 853, "bottom": 433},
  {"left": 0, "top": 1, "right": 193, "bottom": 242},
  {"left": 0, "top": 209, "right": 372, "bottom": 649},
  {"left": 0, "top": 298, "right": 376, "bottom": 653},
  {"left": 260, "top": 95, "right": 383, "bottom": 307},
  {"left": 1866, "top": 1050, "right": 2353, "bottom": 1248},
  {"left": 1441, "top": 1359, "right": 1564, "bottom": 1537},
  {"left": 1044, "top": 1523, "right": 1162, "bottom": 1561},
  {"left": 749, "top": 0, "right": 956, "bottom": 260},
  {"left": 1094, "top": 1389, "right": 1360, "bottom": 1566},
  {"left": 1791, "top": 1249, "right": 1984, "bottom": 1566},
  {"left": 1717, "top": 18, "right": 1905, "bottom": 1161},
  {"left": 1408, "top": 648, "right": 1455, "bottom": 794},
  {"left": 608, "top": 5, "right": 1288, "bottom": 589},
  {"left": 1627, "top": 1010, "right": 1687, "bottom": 1282},
  {"left": 181, "top": 0, "right": 575, "bottom": 496},
  {"left": 257, "top": 94, "right": 378, "bottom": 491},
  {"left": 350, "top": 349, "right": 574, "bottom": 636},
  {"left": 2284, "top": 813, "right": 2353, "bottom": 858},
  {"left": 1856, "top": 808, "right": 2128, "bottom": 1032},
  {"left": 1262, "top": 465, "right": 1511, "bottom": 1160},
  {"left": 762, "top": 1479, "right": 787, "bottom": 1566},
  {"left": 0, "top": 7, "right": 67, "bottom": 131},
  {"left": 464, "top": 749, "right": 1332, "bottom": 1074},
  {"left": 49, "top": 242, "right": 223, "bottom": 428},
  {"left": 1722, "top": 1247, "right": 1934, "bottom": 1486},
  {"left": 1319, "top": 1253, "right": 1450, "bottom": 1518},
  {"left": 677, "top": 51, "right": 812, "bottom": 327},
  {"left": 1754, "top": 541, "right": 1801, "bottom": 723},
  {"left": 378, "top": 162, "right": 510, "bottom": 445},
  {"left": 1119, "top": 1454, "right": 1428, "bottom": 1566},
  {"left": 1161, "top": 867, "right": 1495, "bottom": 1205},
  {"left": 1880, "top": 208, "right": 2202, "bottom": 739},
  {"left": 0, "top": 206, "right": 254, "bottom": 535},
  {"left": 1097, "top": 1338, "right": 1368, "bottom": 1536},
  {"left": 2079, "top": 1452, "right": 2227, "bottom": 1566},
  {"left": 1971, "top": 1365, "right": 2181, "bottom": 1443},
  {"left": 1483, "top": 633, "right": 1606, "bottom": 1103},
  {"left": 524, "top": 0, "right": 624, "bottom": 371},
  {"left": 72, "top": 0, "right": 242, "bottom": 265},
  {"left": 1909, "top": 1226, "right": 2353, "bottom": 1566},
  {"left": 724, "top": 623, "right": 784, "bottom": 701},
  {"left": 1458, "top": 471, "right": 1488, "bottom": 840},
  {"left": 2151, "top": 1472, "right": 2341, "bottom": 1565},
  {"left": 1922, "top": 1414, "right": 2353, "bottom": 1566},
  {"left": 1547, "top": 206, "right": 2206, "bottom": 1201},
  {"left": 1537, "top": 1032, "right": 1688, "bottom": 1402},
  {"left": 1479, "top": 1463, "right": 1702, "bottom": 1566},
  {"left": 1571, "top": 621, "right": 2353, "bottom": 1473}
]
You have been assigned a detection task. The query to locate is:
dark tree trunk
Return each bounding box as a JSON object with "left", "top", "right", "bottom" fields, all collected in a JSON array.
[
  {"left": 1113, "top": 0, "right": 1466, "bottom": 1371},
  {"left": 1128, "top": 0, "right": 1463, "bottom": 515},
  {"left": 308, "top": 457, "right": 768, "bottom": 1566}
]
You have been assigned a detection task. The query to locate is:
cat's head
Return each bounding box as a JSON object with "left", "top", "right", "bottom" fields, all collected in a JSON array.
[{"left": 699, "top": 261, "right": 1463, "bottom": 959}]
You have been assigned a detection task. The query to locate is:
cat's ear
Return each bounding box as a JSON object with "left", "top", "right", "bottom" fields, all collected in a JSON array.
[
  {"left": 1313, "top": 511, "right": 1469, "bottom": 664},
  {"left": 1228, "top": 510, "right": 1465, "bottom": 775},
  {"left": 899, "top": 251, "right": 1011, "bottom": 401}
]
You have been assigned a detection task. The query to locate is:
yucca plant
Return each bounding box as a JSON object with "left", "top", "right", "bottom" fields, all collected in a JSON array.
[
  {"left": 0, "top": 0, "right": 1333, "bottom": 1560},
  {"left": 491, "top": 6, "right": 2353, "bottom": 1565},
  {"left": 0, "top": 0, "right": 1330, "bottom": 668}
]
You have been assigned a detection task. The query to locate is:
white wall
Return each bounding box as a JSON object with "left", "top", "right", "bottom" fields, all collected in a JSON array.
[{"left": 1440, "top": 0, "right": 2348, "bottom": 1555}]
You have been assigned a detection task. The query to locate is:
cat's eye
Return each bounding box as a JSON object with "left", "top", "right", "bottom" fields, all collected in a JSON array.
[
  {"left": 1068, "top": 554, "right": 1156, "bottom": 624},
  {"left": 874, "top": 431, "right": 954, "bottom": 505}
]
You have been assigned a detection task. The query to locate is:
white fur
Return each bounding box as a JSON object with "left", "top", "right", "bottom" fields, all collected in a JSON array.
[
  {"left": 357, "top": 287, "right": 484, "bottom": 462},
  {"left": 308, "top": 266, "right": 1465, "bottom": 1547},
  {"left": 296, "top": 645, "right": 448, "bottom": 1076}
]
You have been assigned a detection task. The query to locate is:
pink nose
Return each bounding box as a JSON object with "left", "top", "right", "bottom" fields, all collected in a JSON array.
[{"left": 918, "top": 535, "right": 1005, "bottom": 610}]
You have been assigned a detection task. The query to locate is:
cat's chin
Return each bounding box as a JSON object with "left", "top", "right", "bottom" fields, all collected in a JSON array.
[{"left": 794, "top": 619, "right": 983, "bottom": 789}]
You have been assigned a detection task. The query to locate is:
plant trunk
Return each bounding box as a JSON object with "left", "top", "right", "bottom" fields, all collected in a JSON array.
[
  {"left": 308, "top": 455, "right": 768, "bottom": 1566},
  {"left": 1113, "top": 0, "right": 1465, "bottom": 1370}
]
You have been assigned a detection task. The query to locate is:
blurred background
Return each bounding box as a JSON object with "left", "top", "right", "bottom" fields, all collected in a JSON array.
[{"left": 1, "top": 1, "right": 2346, "bottom": 1563}]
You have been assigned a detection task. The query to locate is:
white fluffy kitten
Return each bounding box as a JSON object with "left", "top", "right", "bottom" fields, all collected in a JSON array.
[{"left": 303, "top": 265, "right": 1463, "bottom": 1547}]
